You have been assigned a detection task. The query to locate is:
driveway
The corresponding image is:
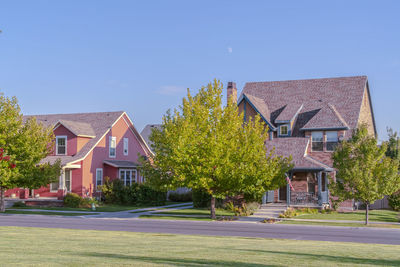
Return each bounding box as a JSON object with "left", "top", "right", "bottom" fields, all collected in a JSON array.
[{"left": 0, "top": 214, "right": 399, "bottom": 245}]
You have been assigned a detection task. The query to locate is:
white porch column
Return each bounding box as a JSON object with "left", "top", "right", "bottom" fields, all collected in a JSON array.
[{"left": 59, "top": 169, "right": 65, "bottom": 192}]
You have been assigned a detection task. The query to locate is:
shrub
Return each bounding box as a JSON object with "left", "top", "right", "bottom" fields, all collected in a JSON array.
[
  {"left": 137, "top": 184, "right": 166, "bottom": 205},
  {"left": 63, "top": 193, "right": 83, "bottom": 208},
  {"left": 192, "top": 190, "right": 211, "bottom": 208},
  {"left": 279, "top": 208, "right": 300, "bottom": 218},
  {"left": 168, "top": 191, "right": 192, "bottom": 202},
  {"left": 225, "top": 201, "right": 258, "bottom": 216},
  {"left": 12, "top": 201, "right": 26, "bottom": 208},
  {"left": 389, "top": 192, "right": 400, "bottom": 211},
  {"left": 99, "top": 177, "right": 141, "bottom": 205}
]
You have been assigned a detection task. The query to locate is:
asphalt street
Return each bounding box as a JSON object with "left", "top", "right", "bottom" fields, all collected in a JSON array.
[{"left": 0, "top": 214, "right": 399, "bottom": 245}]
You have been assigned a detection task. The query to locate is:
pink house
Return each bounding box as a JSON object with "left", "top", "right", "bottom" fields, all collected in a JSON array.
[{"left": 5, "top": 111, "right": 152, "bottom": 200}]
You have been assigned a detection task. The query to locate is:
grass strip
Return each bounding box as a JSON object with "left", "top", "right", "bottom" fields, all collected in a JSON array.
[
  {"left": 3, "top": 210, "right": 98, "bottom": 216},
  {"left": 0, "top": 226, "right": 399, "bottom": 266}
]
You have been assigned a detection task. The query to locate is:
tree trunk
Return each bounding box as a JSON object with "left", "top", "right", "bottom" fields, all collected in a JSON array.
[
  {"left": 210, "top": 196, "right": 216, "bottom": 219},
  {"left": 365, "top": 203, "right": 369, "bottom": 225},
  {"left": 0, "top": 187, "right": 5, "bottom": 213}
]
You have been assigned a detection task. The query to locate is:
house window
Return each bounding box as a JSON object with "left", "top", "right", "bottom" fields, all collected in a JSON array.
[
  {"left": 109, "top": 136, "right": 116, "bottom": 158},
  {"left": 96, "top": 168, "right": 103, "bottom": 189},
  {"left": 123, "top": 138, "right": 129, "bottom": 156},
  {"left": 56, "top": 136, "right": 67, "bottom": 155},
  {"left": 311, "top": 132, "right": 323, "bottom": 151},
  {"left": 50, "top": 181, "right": 59, "bottom": 192},
  {"left": 65, "top": 170, "right": 71, "bottom": 192},
  {"left": 280, "top": 125, "right": 289, "bottom": 136},
  {"left": 326, "top": 131, "right": 338, "bottom": 151},
  {"left": 119, "top": 169, "right": 137, "bottom": 186}
]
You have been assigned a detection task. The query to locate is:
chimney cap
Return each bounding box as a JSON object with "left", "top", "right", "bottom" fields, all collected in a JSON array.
[{"left": 227, "top": 81, "right": 236, "bottom": 88}]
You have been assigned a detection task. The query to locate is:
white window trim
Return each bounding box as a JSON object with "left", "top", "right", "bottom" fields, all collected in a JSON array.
[
  {"left": 96, "top": 168, "right": 103, "bottom": 190},
  {"left": 325, "top": 131, "right": 339, "bottom": 152},
  {"left": 56, "top": 136, "right": 67, "bottom": 155},
  {"left": 123, "top": 137, "right": 129, "bottom": 156},
  {"left": 311, "top": 131, "right": 324, "bottom": 152},
  {"left": 109, "top": 136, "right": 116, "bottom": 158},
  {"left": 119, "top": 169, "right": 137, "bottom": 185},
  {"left": 65, "top": 170, "right": 72, "bottom": 192},
  {"left": 279, "top": 124, "right": 289, "bottom": 136}
]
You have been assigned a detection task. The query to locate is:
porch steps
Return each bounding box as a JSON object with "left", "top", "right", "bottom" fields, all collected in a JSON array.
[{"left": 239, "top": 204, "right": 287, "bottom": 222}]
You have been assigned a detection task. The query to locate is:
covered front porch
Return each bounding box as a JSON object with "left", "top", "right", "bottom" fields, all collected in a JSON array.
[{"left": 263, "top": 169, "right": 331, "bottom": 208}]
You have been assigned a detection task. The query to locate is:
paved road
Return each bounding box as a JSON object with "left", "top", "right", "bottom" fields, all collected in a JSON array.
[{"left": 1, "top": 215, "right": 399, "bottom": 245}]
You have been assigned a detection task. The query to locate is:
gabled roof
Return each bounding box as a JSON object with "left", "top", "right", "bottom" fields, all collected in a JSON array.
[
  {"left": 300, "top": 103, "right": 349, "bottom": 131},
  {"left": 238, "top": 94, "right": 275, "bottom": 130},
  {"left": 25, "top": 111, "right": 126, "bottom": 166},
  {"left": 275, "top": 103, "right": 303, "bottom": 123},
  {"left": 241, "top": 76, "right": 368, "bottom": 136},
  {"left": 265, "top": 138, "right": 332, "bottom": 171},
  {"left": 141, "top": 124, "right": 162, "bottom": 152},
  {"left": 55, "top": 120, "right": 96, "bottom": 137}
]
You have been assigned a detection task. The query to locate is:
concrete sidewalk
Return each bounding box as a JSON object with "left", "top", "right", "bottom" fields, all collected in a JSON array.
[{"left": 7, "top": 202, "right": 194, "bottom": 219}]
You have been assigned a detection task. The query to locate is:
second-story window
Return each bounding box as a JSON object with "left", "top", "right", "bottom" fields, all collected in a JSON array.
[
  {"left": 280, "top": 125, "right": 289, "bottom": 136},
  {"left": 311, "top": 132, "right": 323, "bottom": 151},
  {"left": 326, "top": 131, "right": 338, "bottom": 151},
  {"left": 56, "top": 136, "right": 67, "bottom": 155},
  {"left": 109, "top": 136, "right": 116, "bottom": 158},
  {"left": 123, "top": 138, "right": 129, "bottom": 155}
]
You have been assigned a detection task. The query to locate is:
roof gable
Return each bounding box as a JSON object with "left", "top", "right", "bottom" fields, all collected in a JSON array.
[
  {"left": 275, "top": 103, "right": 303, "bottom": 123},
  {"left": 54, "top": 120, "right": 96, "bottom": 137},
  {"left": 241, "top": 76, "right": 367, "bottom": 133},
  {"left": 300, "top": 104, "right": 349, "bottom": 131}
]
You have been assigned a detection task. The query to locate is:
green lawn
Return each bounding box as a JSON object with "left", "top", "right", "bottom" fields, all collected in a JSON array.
[
  {"left": 155, "top": 208, "right": 234, "bottom": 216},
  {"left": 3, "top": 210, "right": 97, "bottom": 216},
  {"left": 280, "top": 220, "right": 400, "bottom": 229},
  {"left": 0, "top": 227, "right": 399, "bottom": 266},
  {"left": 10, "top": 201, "right": 190, "bottom": 212},
  {"left": 139, "top": 215, "right": 213, "bottom": 221},
  {"left": 295, "top": 210, "right": 399, "bottom": 223}
]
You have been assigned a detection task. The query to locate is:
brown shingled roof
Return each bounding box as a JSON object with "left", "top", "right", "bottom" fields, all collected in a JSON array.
[
  {"left": 275, "top": 103, "right": 303, "bottom": 123},
  {"left": 241, "top": 76, "right": 367, "bottom": 136},
  {"left": 265, "top": 138, "right": 332, "bottom": 171},
  {"left": 300, "top": 103, "right": 349, "bottom": 130},
  {"left": 25, "top": 111, "right": 125, "bottom": 166}
]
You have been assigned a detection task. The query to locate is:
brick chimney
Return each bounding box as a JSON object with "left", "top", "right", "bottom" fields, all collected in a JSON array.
[{"left": 227, "top": 82, "right": 237, "bottom": 104}]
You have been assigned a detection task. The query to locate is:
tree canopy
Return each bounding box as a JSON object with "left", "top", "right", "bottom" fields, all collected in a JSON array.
[
  {"left": 331, "top": 124, "right": 400, "bottom": 224},
  {"left": 140, "top": 80, "right": 292, "bottom": 218},
  {"left": 0, "top": 93, "right": 61, "bottom": 211}
]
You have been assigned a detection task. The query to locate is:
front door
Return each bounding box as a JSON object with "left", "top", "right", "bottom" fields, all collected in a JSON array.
[{"left": 279, "top": 186, "right": 287, "bottom": 201}]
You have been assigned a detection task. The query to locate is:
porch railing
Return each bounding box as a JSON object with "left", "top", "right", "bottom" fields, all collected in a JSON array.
[{"left": 291, "top": 192, "right": 318, "bottom": 205}]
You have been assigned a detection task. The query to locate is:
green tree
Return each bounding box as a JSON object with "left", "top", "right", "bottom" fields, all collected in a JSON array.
[
  {"left": 140, "top": 80, "right": 292, "bottom": 219},
  {"left": 0, "top": 94, "right": 61, "bottom": 212},
  {"left": 385, "top": 127, "right": 400, "bottom": 161},
  {"left": 331, "top": 125, "right": 400, "bottom": 224}
]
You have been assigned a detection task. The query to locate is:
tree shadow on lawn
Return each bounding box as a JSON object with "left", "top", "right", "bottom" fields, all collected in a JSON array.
[
  {"left": 77, "top": 252, "right": 279, "bottom": 267},
  {"left": 237, "top": 249, "right": 400, "bottom": 266}
]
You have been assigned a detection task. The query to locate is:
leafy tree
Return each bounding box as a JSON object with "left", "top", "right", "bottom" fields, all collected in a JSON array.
[
  {"left": 140, "top": 80, "right": 292, "bottom": 219},
  {"left": 385, "top": 127, "right": 400, "bottom": 161},
  {"left": 0, "top": 93, "right": 61, "bottom": 212},
  {"left": 331, "top": 125, "right": 400, "bottom": 224}
]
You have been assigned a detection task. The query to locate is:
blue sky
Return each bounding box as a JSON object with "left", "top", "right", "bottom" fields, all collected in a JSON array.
[{"left": 1, "top": 1, "right": 399, "bottom": 140}]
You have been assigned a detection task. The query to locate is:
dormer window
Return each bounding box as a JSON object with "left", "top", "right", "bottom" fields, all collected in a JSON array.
[
  {"left": 311, "top": 132, "right": 323, "bottom": 151},
  {"left": 326, "top": 131, "right": 338, "bottom": 151},
  {"left": 56, "top": 136, "right": 67, "bottom": 155},
  {"left": 280, "top": 125, "right": 289, "bottom": 136}
]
